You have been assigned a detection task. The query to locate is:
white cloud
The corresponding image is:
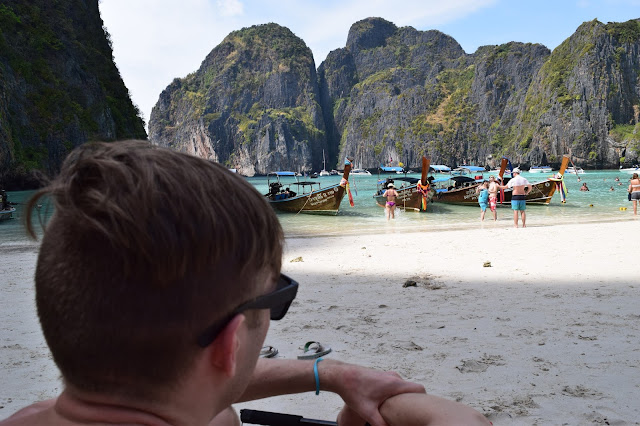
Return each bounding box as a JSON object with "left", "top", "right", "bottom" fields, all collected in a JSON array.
[{"left": 217, "top": 0, "right": 244, "bottom": 17}]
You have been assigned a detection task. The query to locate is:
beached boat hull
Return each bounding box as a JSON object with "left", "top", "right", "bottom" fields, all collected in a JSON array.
[
  {"left": 374, "top": 157, "right": 434, "bottom": 212},
  {"left": 499, "top": 180, "right": 558, "bottom": 205},
  {"left": 267, "top": 165, "right": 352, "bottom": 215},
  {"left": 374, "top": 186, "right": 434, "bottom": 211},
  {"left": 433, "top": 179, "right": 558, "bottom": 205},
  {"left": 434, "top": 156, "right": 569, "bottom": 206},
  {"left": 268, "top": 184, "right": 347, "bottom": 214},
  {"left": 433, "top": 180, "right": 556, "bottom": 206}
]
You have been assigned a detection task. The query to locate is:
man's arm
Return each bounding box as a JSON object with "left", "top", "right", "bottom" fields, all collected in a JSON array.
[
  {"left": 236, "top": 358, "right": 425, "bottom": 426},
  {"left": 338, "top": 393, "right": 491, "bottom": 426}
]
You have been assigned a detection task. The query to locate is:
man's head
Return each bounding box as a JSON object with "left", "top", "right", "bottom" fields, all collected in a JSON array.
[
  {"left": 26, "top": 140, "right": 284, "bottom": 400},
  {"left": 512, "top": 168, "right": 521, "bottom": 175},
  {"left": 489, "top": 176, "right": 495, "bottom": 182}
]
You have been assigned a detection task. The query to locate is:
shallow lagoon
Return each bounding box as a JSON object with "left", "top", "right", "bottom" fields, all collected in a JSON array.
[
  {"left": 1, "top": 169, "right": 636, "bottom": 243},
  {"left": 249, "top": 169, "right": 636, "bottom": 237}
]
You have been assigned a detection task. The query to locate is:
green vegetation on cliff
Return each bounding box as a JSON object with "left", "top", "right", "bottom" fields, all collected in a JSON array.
[
  {"left": 410, "top": 64, "right": 475, "bottom": 141},
  {"left": 605, "top": 19, "right": 640, "bottom": 44},
  {"left": 149, "top": 23, "right": 326, "bottom": 174},
  {"left": 0, "top": 0, "right": 146, "bottom": 187},
  {"left": 151, "top": 16, "right": 640, "bottom": 172}
]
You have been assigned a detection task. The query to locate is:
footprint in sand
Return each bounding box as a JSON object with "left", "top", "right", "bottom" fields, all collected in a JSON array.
[
  {"left": 561, "top": 385, "right": 603, "bottom": 398},
  {"left": 456, "top": 359, "right": 489, "bottom": 373},
  {"left": 456, "top": 354, "right": 505, "bottom": 373}
]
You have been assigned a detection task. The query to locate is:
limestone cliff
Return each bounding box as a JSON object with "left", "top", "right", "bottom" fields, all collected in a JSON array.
[
  {"left": 512, "top": 19, "right": 640, "bottom": 168},
  {"left": 150, "top": 17, "right": 640, "bottom": 173},
  {"left": 320, "top": 17, "right": 640, "bottom": 170},
  {"left": 0, "top": 0, "right": 146, "bottom": 189},
  {"left": 149, "top": 23, "right": 326, "bottom": 175}
]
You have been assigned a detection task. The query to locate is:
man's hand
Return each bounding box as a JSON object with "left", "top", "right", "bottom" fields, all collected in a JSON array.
[
  {"left": 337, "top": 405, "right": 367, "bottom": 426},
  {"left": 323, "top": 362, "right": 425, "bottom": 426}
]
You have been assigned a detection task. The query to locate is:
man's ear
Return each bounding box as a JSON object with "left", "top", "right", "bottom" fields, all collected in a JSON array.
[{"left": 209, "top": 314, "right": 245, "bottom": 378}]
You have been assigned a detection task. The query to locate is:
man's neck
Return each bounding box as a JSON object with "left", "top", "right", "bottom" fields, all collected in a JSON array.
[{"left": 54, "top": 390, "right": 176, "bottom": 425}]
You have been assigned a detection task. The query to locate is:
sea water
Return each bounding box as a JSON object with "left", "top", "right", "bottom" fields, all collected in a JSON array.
[
  {"left": 250, "top": 170, "right": 636, "bottom": 237},
  {"left": 1, "top": 170, "right": 636, "bottom": 244}
]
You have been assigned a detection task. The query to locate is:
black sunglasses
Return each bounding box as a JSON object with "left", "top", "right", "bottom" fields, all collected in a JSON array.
[{"left": 197, "top": 274, "right": 299, "bottom": 348}]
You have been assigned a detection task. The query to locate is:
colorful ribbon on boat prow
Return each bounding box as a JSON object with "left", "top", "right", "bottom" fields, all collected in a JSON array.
[
  {"left": 416, "top": 181, "right": 430, "bottom": 211},
  {"left": 549, "top": 175, "right": 567, "bottom": 203},
  {"left": 340, "top": 178, "right": 354, "bottom": 207}
]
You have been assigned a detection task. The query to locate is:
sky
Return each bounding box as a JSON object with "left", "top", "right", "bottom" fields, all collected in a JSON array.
[{"left": 98, "top": 0, "right": 640, "bottom": 129}]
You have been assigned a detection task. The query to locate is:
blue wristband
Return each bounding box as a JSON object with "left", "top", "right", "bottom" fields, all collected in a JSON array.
[{"left": 314, "top": 357, "right": 324, "bottom": 395}]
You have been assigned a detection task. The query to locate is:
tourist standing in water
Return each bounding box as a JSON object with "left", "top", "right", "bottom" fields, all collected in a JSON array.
[
  {"left": 384, "top": 183, "right": 399, "bottom": 220},
  {"left": 498, "top": 168, "right": 531, "bottom": 228},
  {"left": 476, "top": 181, "right": 489, "bottom": 221}
]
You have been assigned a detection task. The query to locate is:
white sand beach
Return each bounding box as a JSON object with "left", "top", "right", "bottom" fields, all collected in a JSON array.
[{"left": 2, "top": 218, "right": 640, "bottom": 425}]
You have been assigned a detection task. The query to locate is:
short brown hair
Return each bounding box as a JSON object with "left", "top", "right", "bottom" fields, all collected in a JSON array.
[{"left": 26, "top": 141, "right": 283, "bottom": 399}]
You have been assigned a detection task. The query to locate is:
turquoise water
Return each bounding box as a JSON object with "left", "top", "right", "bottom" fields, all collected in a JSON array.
[
  {"left": 249, "top": 170, "right": 637, "bottom": 236},
  {"left": 1, "top": 170, "right": 636, "bottom": 243}
]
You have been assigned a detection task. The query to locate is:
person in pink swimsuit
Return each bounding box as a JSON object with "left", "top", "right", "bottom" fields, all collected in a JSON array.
[{"left": 384, "top": 183, "right": 399, "bottom": 220}]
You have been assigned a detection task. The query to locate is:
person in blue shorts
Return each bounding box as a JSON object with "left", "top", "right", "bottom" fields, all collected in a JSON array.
[
  {"left": 475, "top": 180, "right": 489, "bottom": 221},
  {"left": 499, "top": 168, "right": 531, "bottom": 228}
]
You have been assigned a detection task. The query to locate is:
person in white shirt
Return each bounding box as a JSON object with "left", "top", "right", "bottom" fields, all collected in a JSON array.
[{"left": 498, "top": 168, "right": 531, "bottom": 228}]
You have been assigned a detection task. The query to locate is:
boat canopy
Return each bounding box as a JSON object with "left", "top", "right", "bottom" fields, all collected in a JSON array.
[
  {"left": 379, "top": 166, "right": 404, "bottom": 173},
  {"left": 377, "top": 177, "right": 420, "bottom": 185},
  {"left": 456, "top": 165, "right": 485, "bottom": 172},
  {"left": 430, "top": 177, "right": 450, "bottom": 183},
  {"left": 269, "top": 171, "right": 297, "bottom": 176},
  {"left": 430, "top": 165, "right": 451, "bottom": 172}
]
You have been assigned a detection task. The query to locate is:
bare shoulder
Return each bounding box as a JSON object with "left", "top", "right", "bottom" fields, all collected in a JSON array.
[{"left": 0, "top": 399, "right": 56, "bottom": 425}]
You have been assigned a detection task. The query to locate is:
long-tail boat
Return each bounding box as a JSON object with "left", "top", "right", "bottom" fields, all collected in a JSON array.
[
  {"left": 430, "top": 164, "right": 492, "bottom": 205},
  {"left": 432, "top": 155, "right": 570, "bottom": 206},
  {"left": 373, "top": 157, "right": 434, "bottom": 212},
  {"left": 496, "top": 155, "right": 570, "bottom": 205},
  {"left": 265, "top": 160, "right": 353, "bottom": 215}
]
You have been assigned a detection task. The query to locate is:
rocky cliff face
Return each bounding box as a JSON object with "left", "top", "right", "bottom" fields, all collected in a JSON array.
[
  {"left": 149, "top": 23, "right": 327, "bottom": 175},
  {"left": 321, "top": 17, "right": 640, "bottom": 170},
  {"left": 0, "top": 0, "right": 146, "bottom": 189},
  {"left": 150, "top": 17, "right": 640, "bottom": 174},
  {"left": 512, "top": 19, "right": 640, "bottom": 168}
]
